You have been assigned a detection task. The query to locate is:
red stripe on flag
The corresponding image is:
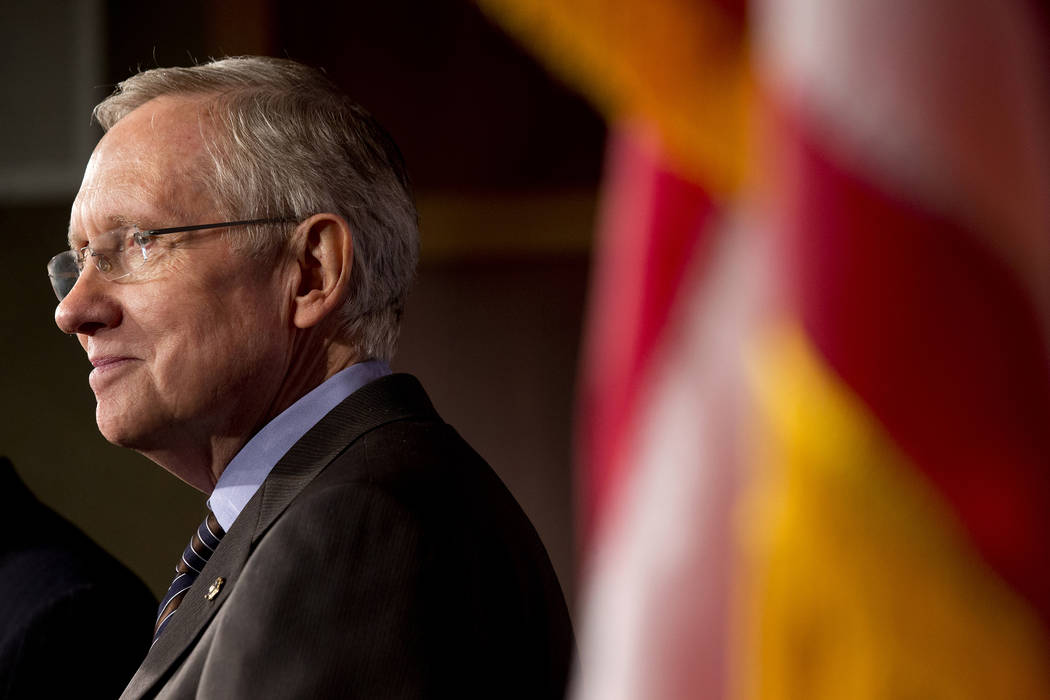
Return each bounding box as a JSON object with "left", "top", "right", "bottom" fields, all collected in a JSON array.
[
  {"left": 578, "top": 126, "right": 717, "bottom": 539},
  {"left": 770, "top": 100, "right": 1050, "bottom": 627}
]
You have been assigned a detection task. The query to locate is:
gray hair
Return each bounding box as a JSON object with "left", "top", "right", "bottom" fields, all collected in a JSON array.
[{"left": 94, "top": 56, "right": 419, "bottom": 362}]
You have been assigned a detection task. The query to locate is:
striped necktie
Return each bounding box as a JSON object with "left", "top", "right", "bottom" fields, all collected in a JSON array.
[{"left": 153, "top": 510, "right": 225, "bottom": 643}]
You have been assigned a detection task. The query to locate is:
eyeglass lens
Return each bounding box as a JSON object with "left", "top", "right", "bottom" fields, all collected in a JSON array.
[
  {"left": 46, "top": 230, "right": 148, "bottom": 301},
  {"left": 47, "top": 253, "right": 79, "bottom": 300}
]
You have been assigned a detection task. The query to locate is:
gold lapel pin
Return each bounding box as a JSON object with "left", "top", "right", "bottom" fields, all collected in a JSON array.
[{"left": 206, "top": 576, "right": 225, "bottom": 601}]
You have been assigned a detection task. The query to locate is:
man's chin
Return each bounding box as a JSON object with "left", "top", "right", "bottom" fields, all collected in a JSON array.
[
  {"left": 95, "top": 408, "right": 156, "bottom": 451},
  {"left": 94, "top": 408, "right": 212, "bottom": 491},
  {"left": 97, "top": 424, "right": 148, "bottom": 450}
]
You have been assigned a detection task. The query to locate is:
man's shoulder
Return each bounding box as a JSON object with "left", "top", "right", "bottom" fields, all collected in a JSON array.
[
  {"left": 295, "top": 371, "right": 496, "bottom": 495},
  {"left": 199, "top": 376, "right": 574, "bottom": 698},
  {"left": 296, "top": 395, "right": 521, "bottom": 536},
  {"left": 271, "top": 372, "right": 555, "bottom": 584},
  {"left": 315, "top": 372, "right": 442, "bottom": 439},
  {"left": 282, "top": 380, "right": 569, "bottom": 612}
]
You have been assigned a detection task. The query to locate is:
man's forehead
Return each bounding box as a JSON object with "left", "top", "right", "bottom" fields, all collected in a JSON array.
[
  {"left": 69, "top": 173, "right": 184, "bottom": 245},
  {"left": 97, "top": 96, "right": 211, "bottom": 168},
  {"left": 69, "top": 95, "right": 216, "bottom": 244}
]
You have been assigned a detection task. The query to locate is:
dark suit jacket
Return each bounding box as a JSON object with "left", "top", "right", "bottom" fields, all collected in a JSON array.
[
  {"left": 122, "top": 374, "right": 574, "bottom": 699},
  {"left": 0, "top": 457, "right": 157, "bottom": 699}
]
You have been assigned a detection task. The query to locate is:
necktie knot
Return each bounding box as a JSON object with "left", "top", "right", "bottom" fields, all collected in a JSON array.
[{"left": 153, "top": 511, "right": 225, "bottom": 643}]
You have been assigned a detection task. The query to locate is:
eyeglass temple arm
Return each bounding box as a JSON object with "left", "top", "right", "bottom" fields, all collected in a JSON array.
[{"left": 140, "top": 218, "right": 296, "bottom": 237}]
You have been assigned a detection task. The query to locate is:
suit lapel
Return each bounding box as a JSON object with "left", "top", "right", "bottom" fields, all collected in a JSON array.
[{"left": 121, "top": 374, "right": 437, "bottom": 699}]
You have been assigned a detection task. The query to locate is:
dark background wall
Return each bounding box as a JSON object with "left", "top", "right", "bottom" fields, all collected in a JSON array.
[{"left": 0, "top": 0, "right": 604, "bottom": 607}]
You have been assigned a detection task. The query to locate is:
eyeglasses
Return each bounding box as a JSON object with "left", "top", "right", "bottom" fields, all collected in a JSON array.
[{"left": 47, "top": 218, "right": 294, "bottom": 301}]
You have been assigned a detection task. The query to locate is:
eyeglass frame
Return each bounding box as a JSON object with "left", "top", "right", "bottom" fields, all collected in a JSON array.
[{"left": 47, "top": 217, "right": 297, "bottom": 301}]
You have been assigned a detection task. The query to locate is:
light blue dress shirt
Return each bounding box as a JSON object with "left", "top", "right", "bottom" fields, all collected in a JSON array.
[{"left": 207, "top": 360, "right": 392, "bottom": 531}]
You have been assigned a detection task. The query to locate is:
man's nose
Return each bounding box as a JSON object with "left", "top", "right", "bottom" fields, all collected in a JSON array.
[{"left": 54, "top": 266, "right": 122, "bottom": 336}]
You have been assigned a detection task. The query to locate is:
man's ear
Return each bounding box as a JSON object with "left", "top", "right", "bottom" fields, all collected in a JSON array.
[{"left": 290, "top": 213, "right": 353, "bottom": 329}]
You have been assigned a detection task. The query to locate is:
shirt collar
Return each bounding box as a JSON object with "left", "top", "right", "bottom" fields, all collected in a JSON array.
[{"left": 207, "top": 359, "right": 391, "bottom": 531}]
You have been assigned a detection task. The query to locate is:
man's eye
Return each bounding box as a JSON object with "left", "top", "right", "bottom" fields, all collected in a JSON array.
[{"left": 132, "top": 231, "right": 156, "bottom": 248}]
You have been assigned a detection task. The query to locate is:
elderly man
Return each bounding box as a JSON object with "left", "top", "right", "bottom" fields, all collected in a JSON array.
[{"left": 48, "top": 56, "right": 573, "bottom": 698}]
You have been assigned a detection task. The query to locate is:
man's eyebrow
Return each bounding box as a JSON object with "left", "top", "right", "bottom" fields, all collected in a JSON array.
[{"left": 66, "top": 216, "right": 144, "bottom": 248}]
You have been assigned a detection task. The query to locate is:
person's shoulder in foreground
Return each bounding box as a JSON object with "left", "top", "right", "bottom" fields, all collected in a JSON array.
[
  {"left": 0, "top": 456, "right": 157, "bottom": 699},
  {"left": 48, "top": 54, "right": 573, "bottom": 699}
]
